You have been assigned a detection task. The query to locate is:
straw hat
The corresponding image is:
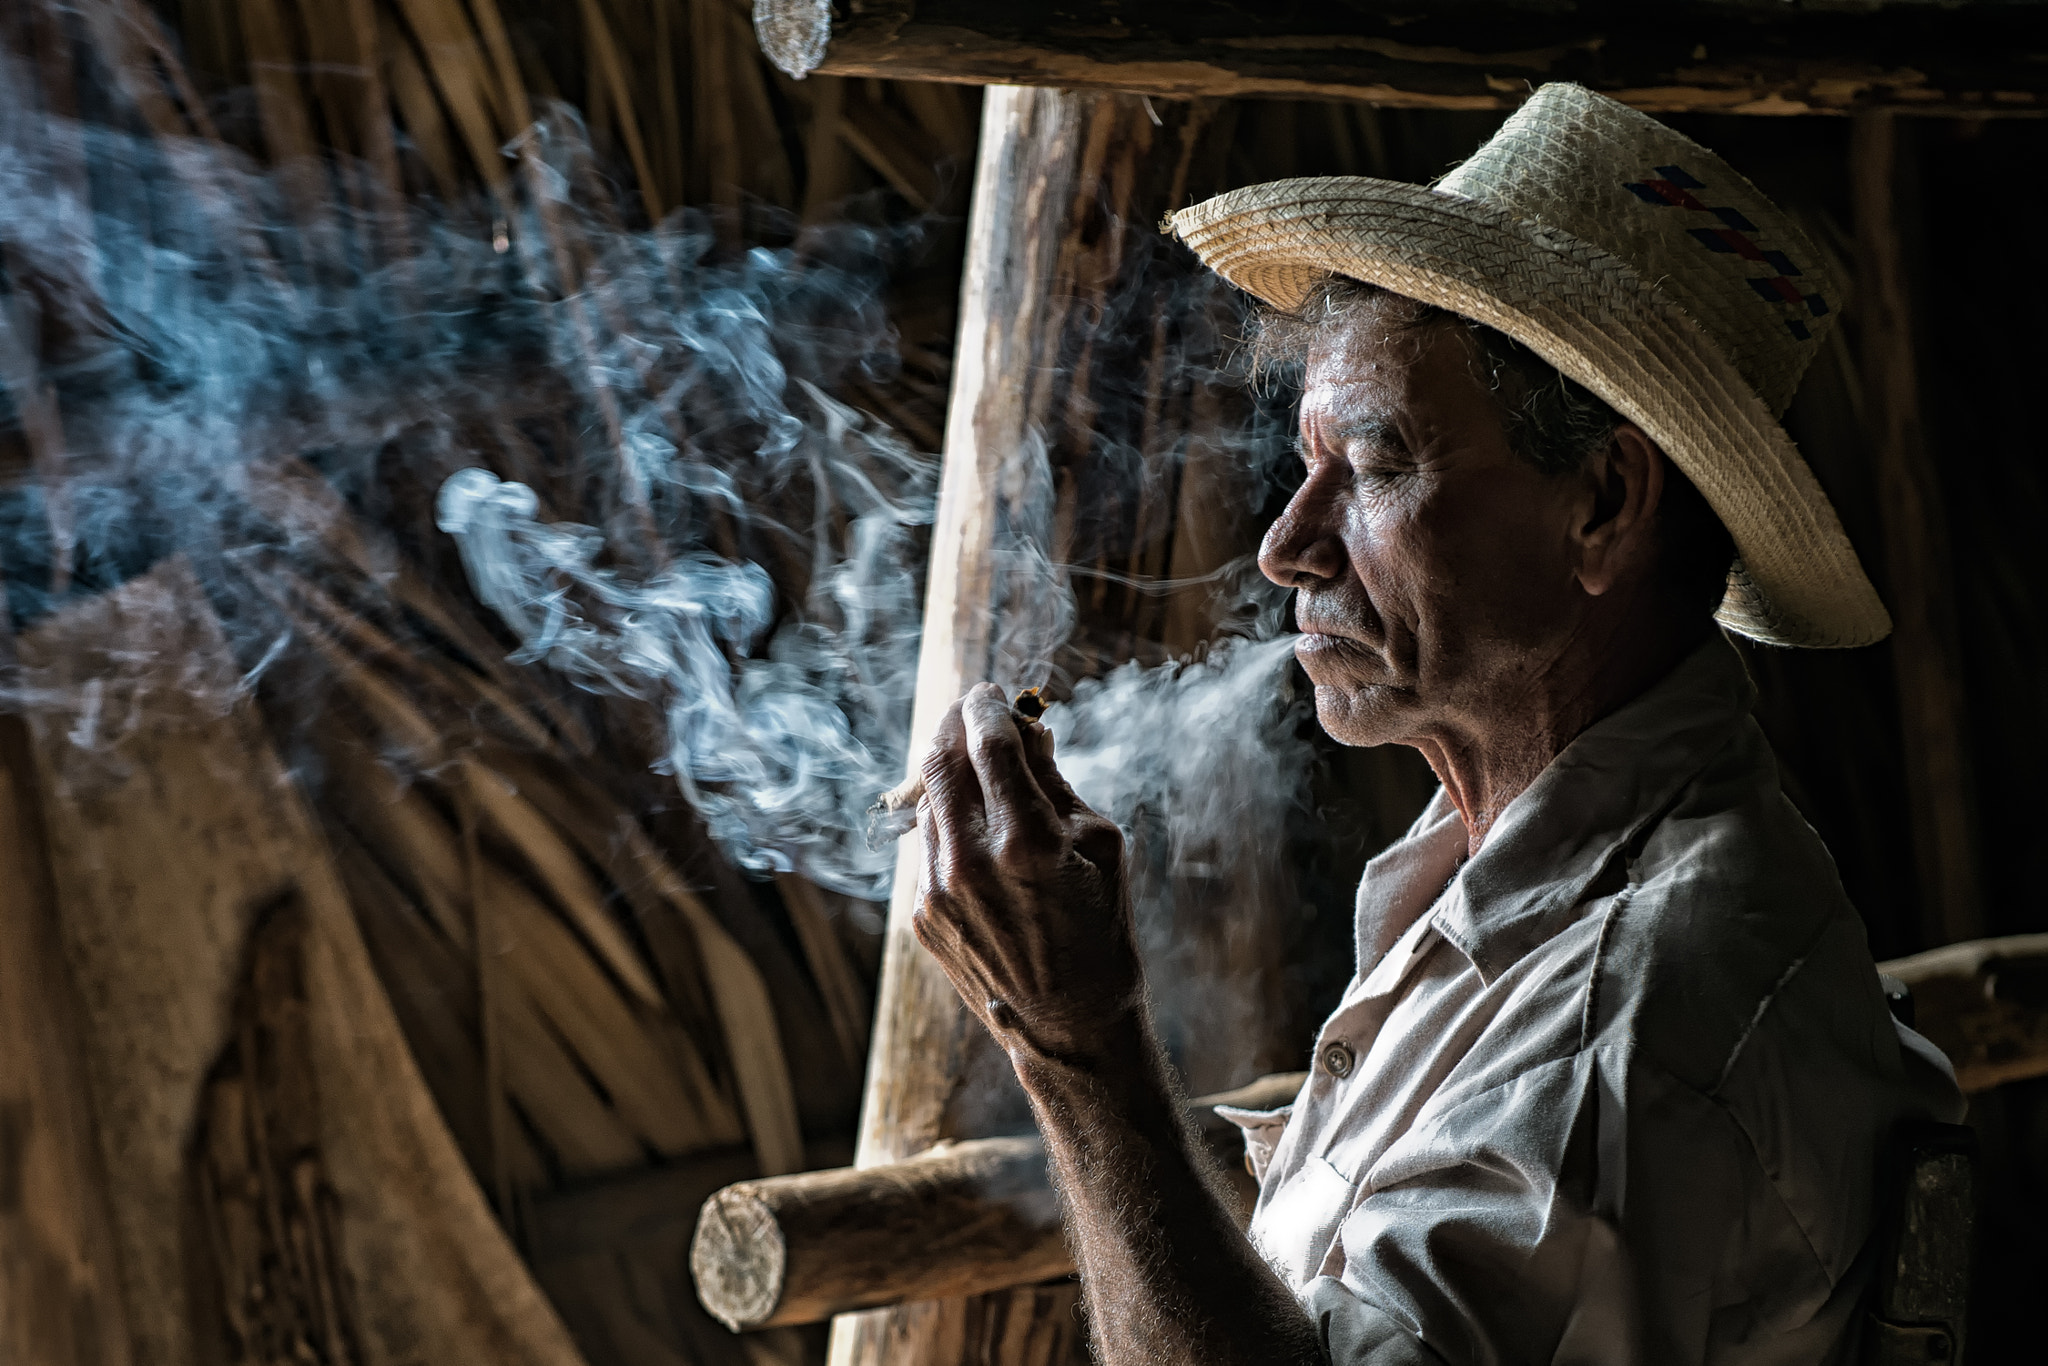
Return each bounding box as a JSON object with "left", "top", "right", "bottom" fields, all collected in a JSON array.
[{"left": 1169, "top": 83, "right": 1887, "bottom": 649}]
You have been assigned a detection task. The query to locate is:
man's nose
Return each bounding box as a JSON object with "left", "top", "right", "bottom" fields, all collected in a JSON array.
[{"left": 1259, "top": 478, "right": 1348, "bottom": 589}]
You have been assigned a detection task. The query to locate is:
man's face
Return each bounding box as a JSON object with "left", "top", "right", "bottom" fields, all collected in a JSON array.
[{"left": 1259, "top": 294, "right": 1590, "bottom": 748}]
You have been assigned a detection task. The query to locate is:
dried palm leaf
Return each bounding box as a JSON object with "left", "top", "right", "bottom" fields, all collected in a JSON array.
[
  {"left": 577, "top": 0, "right": 663, "bottom": 221},
  {"left": 773, "top": 871, "right": 870, "bottom": 1069},
  {"left": 387, "top": 0, "right": 512, "bottom": 193},
  {"left": 463, "top": 756, "right": 666, "bottom": 1008}
]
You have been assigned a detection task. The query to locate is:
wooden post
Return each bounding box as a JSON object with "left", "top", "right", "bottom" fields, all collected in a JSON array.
[
  {"left": 829, "top": 84, "right": 1236, "bottom": 1366},
  {"left": 1850, "top": 112, "right": 1985, "bottom": 949}
]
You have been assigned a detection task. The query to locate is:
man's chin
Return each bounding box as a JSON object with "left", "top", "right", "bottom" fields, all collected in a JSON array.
[{"left": 1312, "top": 683, "right": 1417, "bottom": 748}]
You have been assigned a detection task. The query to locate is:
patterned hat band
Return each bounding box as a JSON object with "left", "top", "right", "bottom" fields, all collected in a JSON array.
[
  {"left": 1620, "top": 166, "right": 1831, "bottom": 346},
  {"left": 1170, "top": 82, "right": 1888, "bottom": 650}
]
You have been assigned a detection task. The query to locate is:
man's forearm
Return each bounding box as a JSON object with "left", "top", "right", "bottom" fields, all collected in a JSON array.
[
  {"left": 1014, "top": 1021, "right": 1326, "bottom": 1366},
  {"left": 907, "top": 687, "right": 1319, "bottom": 1359}
]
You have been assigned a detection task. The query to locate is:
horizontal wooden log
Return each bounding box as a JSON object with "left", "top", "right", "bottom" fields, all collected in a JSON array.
[
  {"left": 755, "top": 0, "right": 2048, "bottom": 115},
  {"left": 1881, "top": 934, "right": 2048, "bottom": 1094},
  {"left": 692, "top": 1134, "right": 1064, "bottom": 1331},
  {"left": 692, "top": 1072, "right": 1303, "bottom": 1330}
]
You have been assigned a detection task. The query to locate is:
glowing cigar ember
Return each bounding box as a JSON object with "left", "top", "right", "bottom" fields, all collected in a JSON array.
[{"left": 864, "top": 688, "right": 1048, "bottom": 850}]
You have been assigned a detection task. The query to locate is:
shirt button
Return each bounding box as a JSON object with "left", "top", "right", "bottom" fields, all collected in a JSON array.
[{"left": 1320, "top": 1041, "right": 1356, "bottom": 1079}]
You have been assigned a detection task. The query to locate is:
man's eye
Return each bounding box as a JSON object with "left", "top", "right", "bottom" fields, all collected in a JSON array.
[{"left": 1351, "top": 454, "right": 1412, "bottom": 482}]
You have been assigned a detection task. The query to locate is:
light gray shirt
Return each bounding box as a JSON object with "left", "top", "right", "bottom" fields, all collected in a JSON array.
[{"left": 1222, "top": 637, "right": 1963, "bottom": 1365}]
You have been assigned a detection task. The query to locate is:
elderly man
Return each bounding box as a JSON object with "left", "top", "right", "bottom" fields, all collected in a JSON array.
[{"left": 910, "top": 85, "right": 1963, "bottom": 1364}]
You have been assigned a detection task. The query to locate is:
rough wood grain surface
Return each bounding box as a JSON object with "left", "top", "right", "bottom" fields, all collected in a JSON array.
[
  {"left": 694, "top": 1136, "right": 1064, "bottom": 1330},
  {"left": 754, "top": 0, "right": 2048, "bottom": 114},
  {"left": 0, "top": 710, "right": 136, "bottom": 1366},
  {"left": 192, "top": 896, "right": 366, "bottom": 1366},
  {"left": 15, "top": 558, "right": 590, "bottom": 1366}
]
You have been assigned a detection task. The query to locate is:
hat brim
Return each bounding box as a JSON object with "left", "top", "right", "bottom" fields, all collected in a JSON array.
[{"left": 1172, "top": 176, "right": 1890, "bottom": 650}]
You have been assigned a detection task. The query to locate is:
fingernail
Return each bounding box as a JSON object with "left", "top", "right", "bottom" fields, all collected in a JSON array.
[{"left": 987, "top": 998, "right": 1018, "bottom": 1031}]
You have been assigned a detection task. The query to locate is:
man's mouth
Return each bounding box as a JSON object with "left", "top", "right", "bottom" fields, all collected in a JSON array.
[
  {"left": 1294, "top": 630, "right": 1374, "bottom": 662},
  {"left": 1294, "top": 588, "right": 1387, "bottom": 668},
  {"left": 1295, "top": 630, "right": 1410, "bottom": 693}
]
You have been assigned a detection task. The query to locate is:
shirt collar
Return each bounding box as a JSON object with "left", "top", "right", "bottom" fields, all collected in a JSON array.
[{"left": 1358, "top": 634, "right": 1757, "bottom": 986}]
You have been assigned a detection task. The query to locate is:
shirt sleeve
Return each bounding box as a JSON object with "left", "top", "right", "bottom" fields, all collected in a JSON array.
[
  {"left": 1302, "top": 1048, "right": 1841, "bottom": 1366},
  {"left": 1301, "top": 1278, "right": 1451, "bottom": 1365}
]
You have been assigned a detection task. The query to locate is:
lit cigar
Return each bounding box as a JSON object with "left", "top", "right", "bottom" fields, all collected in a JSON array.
[{"left": 864, "top": 688, "right": 1048, "bottom": 850}]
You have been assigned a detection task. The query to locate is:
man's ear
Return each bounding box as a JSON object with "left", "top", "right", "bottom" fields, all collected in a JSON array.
[{"left": 1575, "top": 423, "right": 1666, "bottom": 598}]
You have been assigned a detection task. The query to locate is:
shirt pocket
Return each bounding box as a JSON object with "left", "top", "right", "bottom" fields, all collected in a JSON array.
[{"left": 1249, "top": 1153, "right": 1361, "bottom": 1291}]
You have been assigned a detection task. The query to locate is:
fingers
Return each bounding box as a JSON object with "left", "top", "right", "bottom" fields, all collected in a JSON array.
[
  {"left": 1071, "top": 812, "right": 1127, "bottom": 880},
  {"left": 919, "top": 693, "right": 986, "bottom": 880},
  {"left": 1016, "top": 715, "right": 1117, "bottom": 879},
  {"left": 961, "top": 686, "right": 1063, "bottom": 872},
  {"left": 1019, "top": 722, "right": 1086, "bottom": 820},
  {"left": 914, "top": 817, "right": 1016, "bottom": 1011}
]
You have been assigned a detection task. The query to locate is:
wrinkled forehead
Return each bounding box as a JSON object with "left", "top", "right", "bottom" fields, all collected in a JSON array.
[{"left": 1298, "top": 292, "right": 1477, "bottom": 421}]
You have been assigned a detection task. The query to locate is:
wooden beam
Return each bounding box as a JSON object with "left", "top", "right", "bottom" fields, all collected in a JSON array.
[
  {"left": 1882, "top": 936, "right": 2048, "bottom": 1095},
  {"left": 1850, "top": 112, "right": 1985, "bottom": 950},
  {"left": 754, "top": 1, "right": 2048, "bottom": 115},
  {"left": 694, "top": 1135, "right": 1064, "bottom": 1331},
  {"left": 695, "top": 1074, "right": 1301, "bottom": 1331}
]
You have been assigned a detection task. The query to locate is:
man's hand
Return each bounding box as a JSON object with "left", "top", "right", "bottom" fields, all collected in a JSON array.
[
  {"left": 909, "top": 684, "right": 1324, "bottom": 1365},
  {"left": 912, "top": 683, "right": 1143, "bottom": 1064}
]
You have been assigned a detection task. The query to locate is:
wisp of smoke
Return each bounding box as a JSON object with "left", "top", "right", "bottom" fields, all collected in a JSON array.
[
  {"left": 0, "top": 42, "right": 940, "bottom": 898},
  {"left": 436, "top": 381, "right": 936, "bottom": 895},
  {"left": 1, "top": 24, "right": 1330, "bottom": 978},
  {"left": 1047, "top": 632, "right": 1314, "bottom": 1086},
  {"left": 1050, "top": 635, "right": 1306, "bottom": 875}
]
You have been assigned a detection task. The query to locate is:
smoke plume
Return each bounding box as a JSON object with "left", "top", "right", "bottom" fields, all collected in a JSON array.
[
  {"left": 1048, "top": 628, "right": 1315, "bottom": 1090},
  {"left": 2, "top": 22, "right": 1339, "bottom": 1084},
  {"left": 0, "top": 43, "right": 940, "bottom": 898}
]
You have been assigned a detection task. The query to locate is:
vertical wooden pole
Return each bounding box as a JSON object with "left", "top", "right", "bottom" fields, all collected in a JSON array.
[
  {"left": 828, "top": 85, "right": 1231, "bottom": 1366},
  {"left": 1851, "top": 111, "right": 1985, "bottom": 948},
  {"left": 828, "top": 87, "right": 1100, "bottom": 1366}
]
